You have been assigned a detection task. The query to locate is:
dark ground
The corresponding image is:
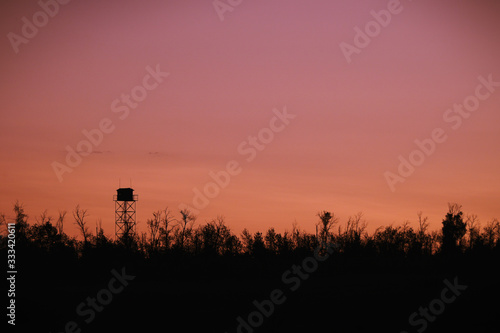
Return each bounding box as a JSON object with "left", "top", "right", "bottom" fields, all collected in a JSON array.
[{"left": 11, "top": 251, "right": 500, "bottom": 333}]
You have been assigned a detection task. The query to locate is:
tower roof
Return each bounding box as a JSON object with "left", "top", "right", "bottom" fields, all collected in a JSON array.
[{"left": 115, "top": 188, "right": 135, "bottom": 201}]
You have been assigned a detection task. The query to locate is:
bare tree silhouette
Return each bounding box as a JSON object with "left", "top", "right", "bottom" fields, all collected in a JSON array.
[
  {"left": 13, "top": 200, "right": 29, "bottom": 244},
  {"left": 0, "top": 213, "right": 6, "bottom": 236},
  {"left": 483, "top": 218, "right": 500, "bottom": 249},
  {"left": 35, "top": 210, "right": 52, "bottom": 225},
  {"left": 178, "top": 208, "right": 196, "bottom": 251},
  {"left": 73, "top": 205, "right": 90, "bottom": 244},
  {"left": 56, "top": 210, "right": 66, "bottom": 235},
  {"left": 159, "top": 208, "right": 176, "bottom": 250},
  {"left": 317, "top": 211, "right": 338, "bottom": 245},
  {"left": 147, "top": 211, "right": 162, "bottom": 252},
  {"left": 415, "top": 211, "right": 433, "bottom": 255}
]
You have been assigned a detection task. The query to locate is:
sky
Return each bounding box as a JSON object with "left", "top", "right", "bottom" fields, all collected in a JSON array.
[{"left": 1, "top": 0, "right": 499, "bottom": 238}]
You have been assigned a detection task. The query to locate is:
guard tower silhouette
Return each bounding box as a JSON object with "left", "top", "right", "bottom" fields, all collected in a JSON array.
[{"left": 113, "top": 187, "right": 138, "bottom": 240}]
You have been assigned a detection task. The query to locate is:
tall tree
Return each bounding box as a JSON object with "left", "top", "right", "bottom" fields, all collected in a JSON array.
[
  {"left": 241, "top": 228, "right": 253, "bottom": 254},
  {"left": 441, "top": 203, "right": 466, "bottom": 253}
]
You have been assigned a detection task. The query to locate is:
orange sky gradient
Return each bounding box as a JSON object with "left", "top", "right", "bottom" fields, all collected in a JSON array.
[{"left": 1, "top": 0, "right": 499, "bottom": 238}]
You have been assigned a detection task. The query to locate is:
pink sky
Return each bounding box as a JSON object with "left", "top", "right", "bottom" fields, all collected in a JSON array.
[{"left": 1, "top": 0, "right": 499, "bottom": 238}]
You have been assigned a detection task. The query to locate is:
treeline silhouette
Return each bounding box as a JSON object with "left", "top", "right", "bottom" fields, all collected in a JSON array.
[
  {"left": 2, "top": 201, "right": 499, "bottom": 261},
  {"left": 2, "top": 201, "right": 499, "bottom": 332}
]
